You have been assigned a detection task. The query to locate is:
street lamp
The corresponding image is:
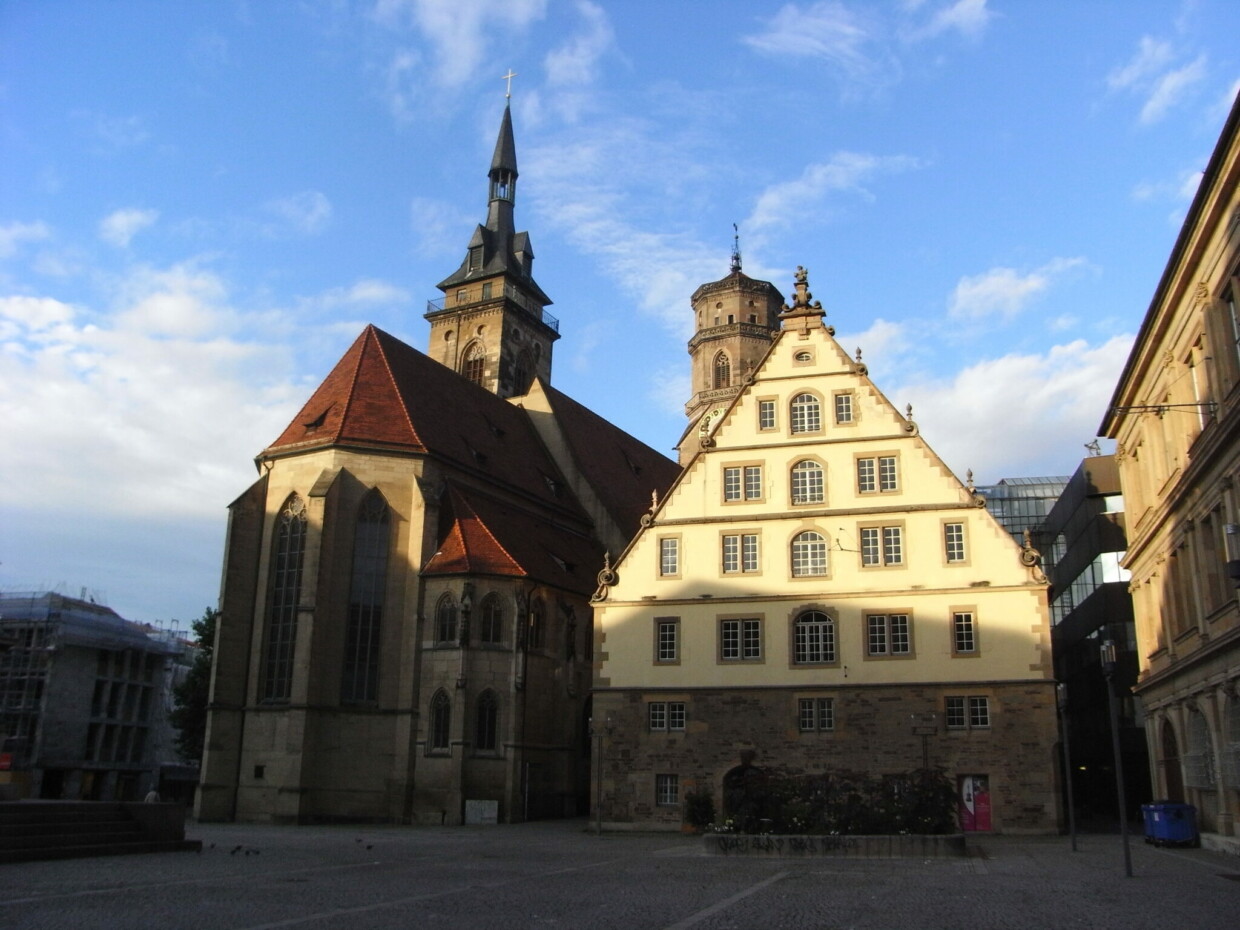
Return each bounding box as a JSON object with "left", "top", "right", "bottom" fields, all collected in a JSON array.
[
  {"left": 1056, "top": 682, "right": 1078, "bottom": 852},
  {"left": 1100, "top": 637, "right": 1133, "bottom": 877}
]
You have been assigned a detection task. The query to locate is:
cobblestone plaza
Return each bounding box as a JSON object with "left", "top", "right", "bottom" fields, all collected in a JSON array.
[{"left": 3, "top": 821, "right": 1239, "bottom": 929}]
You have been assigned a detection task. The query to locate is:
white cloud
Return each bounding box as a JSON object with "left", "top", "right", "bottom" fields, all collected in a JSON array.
[
  {"left": 372, "top": 0, "right": 548, "bottom": 90},
  {"left": 1139, "top": 55, "right": 1207, "bottom": 124},
  {"left": 0, "top": 220, "right": 51, "bottom": 258},
  {"left": 0, "top": 264, "right": 301, "bottom": 524},
  {"left": 948, "top": 257, "right": 1086, "bottom": 322},
  {"left": 835, "top": 318, "right": 911, "bottom": 364},
  {"left": 99, "top": 208, "right": 159, "bottom": 248},
  {"left": 1107, "top": 36, "right": 1174, "bottom": 91},
  {"left": 746, "top": 152, "right": 921, "bottom": 233},
  {"left": 909, "top": 0, "right": 992, "bottom": 41},
  {"left": 1108, "top": 37, "right": 1206, "bottom": 125},
  {"left": 544, "top": 1, "right": 613, "bottom": 88},
  {"left": 743, "top": 2, "right": 899, "bottom": 90},
  {"left": 301, "top": 278, "right": 411, "bottom": 313},
  {"left": 265, "top": 190, "right": 333, "bottom": 235},
  {"left": 410, "top": 196, "right": 474, "bottom": 259},
  {"left": 894, "top": 335, "right": 1134, "bottom": 481}
]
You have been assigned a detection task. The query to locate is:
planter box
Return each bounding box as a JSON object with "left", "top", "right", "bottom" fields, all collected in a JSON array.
[{"left": 703, "top": 832, "right": 966, "bottom": 858}]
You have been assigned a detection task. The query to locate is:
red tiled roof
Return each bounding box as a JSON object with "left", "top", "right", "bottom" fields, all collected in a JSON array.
[
  {"left": 264, "top": 325, "right": 593, "bottom": 521},
  {"left": 537, "top": 383, "right": 681, "bottom": 540},
  {"left": 423, "top": 483, "right": 602, "bottom": 596}
]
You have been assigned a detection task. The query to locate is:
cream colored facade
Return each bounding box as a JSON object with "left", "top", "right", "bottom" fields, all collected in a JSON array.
[
  {"left": 1101, "top": 92, "right": 1240, "bottom": 840},
  {"left": 593, "top": 269, "right": 1059, "bottom": 832}
]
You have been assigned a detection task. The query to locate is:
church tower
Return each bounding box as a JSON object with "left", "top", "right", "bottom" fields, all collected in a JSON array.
[
  {"left": 426, "top": 101, "right": 558, "bottom": 398},
  {"left": 683, "top": 237, "right": 783, "bottom": 458}
]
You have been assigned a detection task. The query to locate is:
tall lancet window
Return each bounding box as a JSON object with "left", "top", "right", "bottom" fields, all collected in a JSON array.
[
  {"left": 341, "top": 491, "right": 389, "bottom": 704},
  {"left": 262, "top": 494, "right": 307, "bottom": 703},
  {"left": 713, "top": 352, "right": 731, "bottom": 389},
  {"left": 462, "top": 342, "right": 485, "bottom": 386}
]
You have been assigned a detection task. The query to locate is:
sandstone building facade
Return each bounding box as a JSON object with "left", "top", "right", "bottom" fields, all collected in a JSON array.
[
  {"left": 591, "top": 267, "right": 1060, "bottom": 832},
  {"left": 1101, "top": 91, "right": 1240, "bottom": 843}
]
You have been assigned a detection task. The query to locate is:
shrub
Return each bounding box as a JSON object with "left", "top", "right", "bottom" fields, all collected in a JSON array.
[{"left": 683, "top": 786, "right": 716, "bottom": 828}]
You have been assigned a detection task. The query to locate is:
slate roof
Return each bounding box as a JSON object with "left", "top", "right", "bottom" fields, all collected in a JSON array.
[{"left": 536, "top": 383, "right": 681, "bottom": 541}]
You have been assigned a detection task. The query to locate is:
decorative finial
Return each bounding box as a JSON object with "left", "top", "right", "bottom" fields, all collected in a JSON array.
[
  {"left": 502, "top": 69, "right": 518, "bottom": 99},
  {"left": 1085, "top": 439, "right": 1102, "bottom": 456},
  {"left": 855, "top": 347, "right": 863, "bottom": 364},
  {"left": 731, "top": 223, "right": 742, "bottom": 273},
  {"left": 967, "top": 469, "right": 975, "bottom": 493},
  {"left": 650, "top": 489, "right": 659, "bottom": 511},
  {"left": 905, "top": 403, "right": 914, "bottom": 421}
]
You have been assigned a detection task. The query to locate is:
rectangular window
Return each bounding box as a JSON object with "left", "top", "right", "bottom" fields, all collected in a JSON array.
[
  {"left": 758, "top": 399, "right": 777, "bottom": 431},
  {"left": 648, "top": 701, "right": 685, "bottom": 731},
  {"left": 866, "top": 613, "right": 911, "bottom": 656},
  {"left": 722, "top": 534, "right": 759, "bottom": 573},
  {"left": 656, "top": 774, "right": 680, "bottom": 806},
  {"left": 668, "top": 702, "right": 686, "bottom": 731},
  {"left": 655, "top": 618, "right": 679, "bottom": 663},
  {"left": 834, "top": 392, "right": 853, "bottom": 424},
  {"left": 860, "top": 526, "right": 903, "bottom": 567},
  {"left": 946, "top": 696, "right": 990, "bottom": 730},
  {"left": 857, "top": 456, "right": 898, "bottom": 493},
  {"left": 721, "top": 618, "right": 762, "bottom": 661},
  {"left": 723, "top": 465, "right": 762, "bottom": 502},
  {"left": 944, "top": 523, "right": 966, "bottom": 563},
  {"left": 659, "top": 537, "right": 679, "bottom": 577},
  {"left": 953, "top": 611, "right": 977, "bottom": 654},
  {"left": 798, "top": 697, "right": 834, "bottom": 732}
]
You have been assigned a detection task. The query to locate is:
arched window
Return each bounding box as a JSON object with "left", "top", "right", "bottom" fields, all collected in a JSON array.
[
  {"left": 342, "top": 491, "right": 389, "bottom": 703},
  {"left": 262, "top": 495, "right": 307, "bottom": 702},
  {"left": 528, "top": 599, "right": 545, "bottom": 649},
  {"left": 429, "top": 691, "right": 451, "bottom": 752},
  {"left": 793, "top": 611, "right": 835, "bottom": 664},
  {"left": 1184, "top": 709, "right": 1216, "bottom": 789},
  {"left": 790, "top": 460, "right": 824, "bottom": 505},
  {"left": 513, "top": 350, "right": 534, "bottom": 395},
  {"left": 791, "top": 530, "right": 828, "bottom": 577},
  {"left": 790, "top": 393, "right": 821, "bottom": 433},
  {"left": 713, "top": 352, "right": 731, "bottom": 389},
  {"left": 475, "top": 690, "right": 499, "bottom": 752},
  {"left": 479, "top": 594, "right": 504, "bottom": 645},
  {"left": 436, "top": 594, "right": 457, "bottom": 644},
  {"left": 462, "top": 341, "right": 485, "bottom": 385}
]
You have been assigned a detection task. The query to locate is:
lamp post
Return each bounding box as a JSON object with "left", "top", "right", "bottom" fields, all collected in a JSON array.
[
  {"left": 1056, "top": 682, "right": 1078, "bottom": 852},
  {"left": 1100, "top": 637, "right": 1133, "bottom": 877}
]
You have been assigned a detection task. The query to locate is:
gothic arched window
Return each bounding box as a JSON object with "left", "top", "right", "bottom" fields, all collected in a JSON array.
[
  {"left": 436, "top": 594, "right": 457, "bottom": 644},
  {"left": 475, "top": 690, "right": 499, "bottom": 752},
  {"left": 528, "top": 599, "right": 545, "bottom": 650},
  {"left": 791, "top": 530, "right": 828, "bottom": 577},
  {"left": 342, "top": 491, "right": 389, "bottom": 703},
  {"left": 462, "top": 341, "right": 485, "bottom": 385},
  {"left": 713, "top": 352, "right": 731, "bottom": 389},
  {"left": 429, "top": 691, "right": 451, "bottom": 752},
  {"left": 262, "top": 494, "right": 307, "bottom": 703},
  {"left": 479, "top": 594, "right": 503, "bottom": 645},
  {"left": 790, "top": 460, "right": 825, "bottom": 505}
]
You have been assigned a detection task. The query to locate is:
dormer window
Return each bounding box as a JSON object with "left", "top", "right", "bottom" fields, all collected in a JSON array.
[{"left": 468, "top": 246, "right": 483, "bottom": 272}]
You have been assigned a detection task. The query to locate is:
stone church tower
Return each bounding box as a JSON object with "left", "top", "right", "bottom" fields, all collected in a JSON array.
[
  {"left": 425, "top": 102, "right": 558, "bottom": 398},
  {"left": 682, "top": 241, "right": 783, "bottom": 463}
]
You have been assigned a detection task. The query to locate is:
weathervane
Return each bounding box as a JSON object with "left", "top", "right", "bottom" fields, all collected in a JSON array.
[{"left": 502, "top": 69, "right": 518, "bottom": 98}]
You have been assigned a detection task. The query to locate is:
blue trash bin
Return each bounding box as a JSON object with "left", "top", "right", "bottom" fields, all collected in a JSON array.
[{"left": 1140, "top": 802, "right": 1199, "bottom": 847}]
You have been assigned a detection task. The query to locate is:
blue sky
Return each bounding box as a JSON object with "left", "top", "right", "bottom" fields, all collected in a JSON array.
[{"left": 2, "top": 0, "right": 1237, "bottom": 627}]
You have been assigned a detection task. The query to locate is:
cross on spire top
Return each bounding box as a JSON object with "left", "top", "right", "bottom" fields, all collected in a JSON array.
[{"left": 502, "top": 69, "right": 518, "bottom": 98}]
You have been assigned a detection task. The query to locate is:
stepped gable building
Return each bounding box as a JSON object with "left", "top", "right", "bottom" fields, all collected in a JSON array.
[
  {"left": 197, "top": 103, "right": 680, "bottom": 825},
  {"left": 592, "top": 266, "right": 1060, "bottom": 833},
  {"left": 1100, "top": 90, "right": 1240, "bottom": 846}
]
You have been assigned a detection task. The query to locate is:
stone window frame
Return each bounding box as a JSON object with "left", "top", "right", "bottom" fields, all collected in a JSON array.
[
  {"left": 428, "top": 690, "right": 452, "bottom": 754},
  {"left": 864, "top": 611, "right": 914, "bottom": 659},
  {"left": 654, "top": 616, "right": 680, "bottom": 665},
  {"left": 790, "top": 528, "right": 830, "bottom": 578},
  {"left": 655, "top": 773, "right": 680, "bottom": 806},
  {"left": 648, "top": 701, "right": 686, "bottom": 732},
  {"left": 718, "top": 614, "right": 764, "bottom": 663},
  {"left": 757, "top": 397, "right": 778, "bottom": 431},
  {"left": 474, "top": 690, "right": 500, "bottom": 755},
  {"left": 789, "top": 606, "right": 838, "bottom": 667},
  {"left": 789, "top": 390, "right": 824, "bottom": 435},
  {"left": 789, "top": 458, "right": 826, "bottom": 506},
  {"left": 722, "top": 462, "right": 765, "bottom": 504},
  {"left": 858, "top": 522, "right": 905, "bottom": 569},
  {"left": 797, "top": 696, "right": 835, "bottom": 732},
  {"left": 657, "top": 535, "right": 681, "bottom": 579},
  {"left": 945, "top": 694, "right": 990, "bottom": 730},
  {"left": 856, "top": 452, "right": 900, "bottom": 495},
  {"left": 951, "top": 608, "right": 980, "bottom": 657},
  {"left": 833, "top": 390, "right": 856, "bottom": 426},
  {"left": 942, "top": 520, "right": 968, "bottom": 566},
  {"left": 721, "top": 530, "right": 761, "bottom": 575}
]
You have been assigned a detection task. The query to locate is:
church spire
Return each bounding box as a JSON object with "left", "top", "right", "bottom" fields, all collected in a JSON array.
[{"left": 428, "top": 86, "right": 558, "bottom": 400}]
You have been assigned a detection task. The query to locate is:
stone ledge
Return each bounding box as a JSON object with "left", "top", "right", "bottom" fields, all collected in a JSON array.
[{"left": 703, "top": 832, "right": 967, "bottom": 858}]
